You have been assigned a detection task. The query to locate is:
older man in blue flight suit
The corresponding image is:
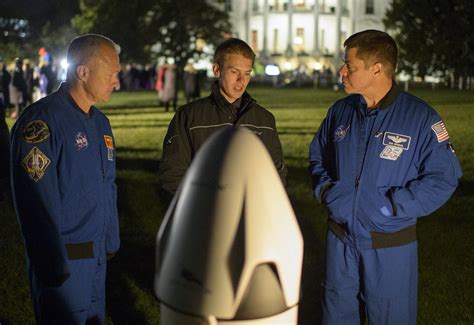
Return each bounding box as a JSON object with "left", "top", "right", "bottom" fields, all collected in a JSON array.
[
  {"left": 309, "top": 30, "right": 462, "bottom": 324},
  {"left": 10, "top": 34, "right": 121, "bottom": 324}
]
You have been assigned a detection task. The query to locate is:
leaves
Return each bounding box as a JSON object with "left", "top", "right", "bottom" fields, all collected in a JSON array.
[
  {"left": 384, "top": 0, "right": 473, "bottom": 78},
  {"left": 72, "top": 0, "right": 231, "bottom": 65}
]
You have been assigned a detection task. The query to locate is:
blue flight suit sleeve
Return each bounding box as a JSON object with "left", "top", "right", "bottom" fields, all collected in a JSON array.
[
  {"left": 389, "top": 116, "right": 462, "bottom": 218},
  {"left": 105, "top": 131, "right": 120, "bottom": 256},
  {"left": 10, "top": 119, "right": 70, "bottom": 286},
  {"left": 309, "top": 112, "right": 334, "bottom": 202}
]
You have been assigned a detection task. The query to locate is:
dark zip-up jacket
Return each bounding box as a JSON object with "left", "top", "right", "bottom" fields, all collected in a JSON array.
[{"left": 159, "top": 83, "right": 287, "bottom": 194}]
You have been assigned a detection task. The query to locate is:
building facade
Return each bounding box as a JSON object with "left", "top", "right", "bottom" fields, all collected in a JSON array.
[{"left": 229, "top": 0, "right": 392, "bottom": 73}]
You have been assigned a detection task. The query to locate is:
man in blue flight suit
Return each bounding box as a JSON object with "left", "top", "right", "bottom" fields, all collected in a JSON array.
[
  {"left": 309, "top": 30, "right": 462, "bottom": 324},
  {"left": 10, "top": 34, "right": 121, "bottom": 324}
]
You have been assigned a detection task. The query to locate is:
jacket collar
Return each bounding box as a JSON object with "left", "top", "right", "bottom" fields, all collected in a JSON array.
[
  {"left": 377, "top": 81, "right": 402, "bottom": 110},
  {"left": 210, "top": 81, "right": 254, "bottom": 112},
  {"left": 58, "top": 82, "right": 96, "bottom": 119}
]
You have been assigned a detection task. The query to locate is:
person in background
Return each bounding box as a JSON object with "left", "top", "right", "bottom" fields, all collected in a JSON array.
[
  {"left": 160, "top": 63, "right": 177, "bottom": 112},
  {"left": 0, "top": 61, "right": 10, "bottom": 201},
  {"left": 10, "top": 33, "right": 121, "bottom": 324},
  {"left": 159, "top": 38, "right": 287, "bottom": 198},
  {"left": 308, "top": 29, "right": 462, "bottom": 324},
  {"left": 1, "top": 60, "right": 11, "bottom": 108},
  {"left": 9, "top": 58, "right": 27, "bottom": 119},
  {"left": 183, "top": 62, "right": 200, "bottom": 103},
  {"left": 23, "top": 60, "right": 34, "bottom": 106}
]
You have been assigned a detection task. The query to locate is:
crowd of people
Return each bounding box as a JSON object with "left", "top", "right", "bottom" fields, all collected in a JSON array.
[
  {"left": 0, "top": 57, "right": 204, "bottom": 118},
  {"left": 122, "top": 61, "right": 202, "bottom": 111}
]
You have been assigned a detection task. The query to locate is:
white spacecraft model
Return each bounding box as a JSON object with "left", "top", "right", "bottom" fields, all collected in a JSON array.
[{"left": 154, "top": 127, "right": 304, "bottom": 324}]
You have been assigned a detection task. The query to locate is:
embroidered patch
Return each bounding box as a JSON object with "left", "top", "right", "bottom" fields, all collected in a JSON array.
[
  {"left": 334, "top": 125, "right": 350, "bottom": 142},
  {"left": 380, "top": 145, "right": 404, "bottom": 161},
  {"left": 431, "top": 121, "right": 449, "bottom": 143},
  {"left": 75, "top": 132, "right": 89, "bottom": 151},
  {"left": 104, "top": 135, "right": 114, "bottom": 149},
  {"left": 22, "top": 120, "right": 50, "bottom": 144},
  {"left": 383, "top": 132, "right": 411, "bottom": 150},
  {"left": 104, "top": 135, "right": 114, "bottom": 161},
  {"left": 22, "top": 147, "right": 51, "bottom": 182}
]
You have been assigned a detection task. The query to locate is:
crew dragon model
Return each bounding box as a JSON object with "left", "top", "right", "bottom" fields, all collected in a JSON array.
[{"left": 154, "top": 127, "right": 304, "bottom": 324}]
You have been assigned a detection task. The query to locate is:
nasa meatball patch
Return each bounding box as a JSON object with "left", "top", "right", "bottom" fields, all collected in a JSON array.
[
  {"left": 75, "top": 132, "right": 89, "bottom": 151},
  {"left": 22, "top": 147, "right": 51, "bottom": 182},
  {"left": 334, "top": 125, "right": 350, "bottom": 142},
  {"left": 22, "top": 120, "right": 50, "bottom": 144}
]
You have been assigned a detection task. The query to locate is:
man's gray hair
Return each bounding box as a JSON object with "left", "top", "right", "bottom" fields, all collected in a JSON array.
[{"left": 66, "top": 34, "right": 120, "bottom": 80}]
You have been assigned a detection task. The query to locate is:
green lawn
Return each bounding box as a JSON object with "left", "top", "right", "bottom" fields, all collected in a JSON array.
[{"left": 1, "top": 87, "right": 473, "bottom": 324}]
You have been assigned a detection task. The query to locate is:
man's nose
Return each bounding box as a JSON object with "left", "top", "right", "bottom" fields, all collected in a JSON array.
[{"left": 339, "top": 64, "right": 347, "bottom": 77}]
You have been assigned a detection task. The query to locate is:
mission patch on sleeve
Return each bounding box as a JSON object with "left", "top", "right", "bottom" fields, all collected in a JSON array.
[
  {"left": 23, "top": 120, "right": 50, "bottom": 144},
  {"left": 22, "top": 147, "right": 51, "bottom": 182}
]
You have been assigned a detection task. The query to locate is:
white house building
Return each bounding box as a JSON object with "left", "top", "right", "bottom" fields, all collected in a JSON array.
[{"left": 227, "top": 0, "right": 392, "bottom": 73}]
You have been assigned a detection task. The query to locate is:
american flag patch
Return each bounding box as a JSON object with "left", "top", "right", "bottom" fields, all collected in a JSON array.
[{"left": 431, "top": 121, "right": 449, "bottom": 143}]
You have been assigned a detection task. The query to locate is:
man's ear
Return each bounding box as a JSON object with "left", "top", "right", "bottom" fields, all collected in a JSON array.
[
  {"left": 372, "top": 62, "right": 383, "bottom": 78},
  {"left": 212, "top": 63, "right": 220, "bottom": 78},
  {"left": 76, "top": 65, "right": 89, "bottom": 82}
]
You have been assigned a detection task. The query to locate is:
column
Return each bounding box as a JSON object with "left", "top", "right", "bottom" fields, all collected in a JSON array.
[
  {"left": 262, "top": 0, "right": 269, "bottom": 59},
  {"left": 313, "top": 0, "right": 320, "bottom": 55},
  {"left": 286, "top": 0, "right": 293, "bottom": 56},
  {"left": 335, "top": 0, "right": 342, "bottom": 55}
]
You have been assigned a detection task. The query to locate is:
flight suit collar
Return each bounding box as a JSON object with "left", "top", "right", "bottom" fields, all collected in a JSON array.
[{"left": 58, "top": 82, "right": 97, "bottom": 119}]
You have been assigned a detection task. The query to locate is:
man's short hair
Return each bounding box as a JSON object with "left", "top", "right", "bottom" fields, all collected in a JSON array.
[
  {"left": 66, "top": 34, "right": 120, "bottom": 80},
  {"left": 213, "top": 38, "right": 256, "bottom": 67},
  {"left": 344, "top": 29, "right": 398, "bottom": 78}
]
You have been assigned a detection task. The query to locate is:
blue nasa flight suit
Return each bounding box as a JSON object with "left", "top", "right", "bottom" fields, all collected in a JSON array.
[
  {"left": 309, "top": 84, "right": 462, "bottom": 324},
  {"left": 10, "top": 83, "right": 120, "bottom": 324}
]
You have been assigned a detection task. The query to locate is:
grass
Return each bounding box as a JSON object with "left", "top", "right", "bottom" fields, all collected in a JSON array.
[{"left": 1, "top": 86, "right": 473, "bottom": 324}]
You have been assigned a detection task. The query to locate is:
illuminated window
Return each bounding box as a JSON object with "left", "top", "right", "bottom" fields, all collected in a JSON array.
[
  {"left": 295, "top": 0, "right": 306, "bottom": 9},
  {"left": 366, "top": 0, "right": 374, "bottom": 14},
  {"left": 295, "top": 28, "right": 305, "bottom": 53}
]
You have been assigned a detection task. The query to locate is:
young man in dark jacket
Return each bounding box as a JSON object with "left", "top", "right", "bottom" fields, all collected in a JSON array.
[{"left": 159, "top": 38, "right": 287, "bottom": 195}]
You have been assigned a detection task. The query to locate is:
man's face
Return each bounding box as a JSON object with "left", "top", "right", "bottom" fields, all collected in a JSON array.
[
  {"left": 213, "top": 53, "right": 252, "bottom": 103},
  {"left": 83, "top": 45, "right": 121, "bottom": 104},
  {"left": 339, "top": 47, "right": 375, "bottom": 95}
]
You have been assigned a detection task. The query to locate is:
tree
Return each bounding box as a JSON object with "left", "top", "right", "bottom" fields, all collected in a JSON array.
[
  {"left": 1, "top": 0, "right": 80, "bottom": 62},
  {"left": 384, "top": 0, "right": 474, "bottom": 88},
  {"left": 72, "top": 0, "right": 232, "bottom": 65}
]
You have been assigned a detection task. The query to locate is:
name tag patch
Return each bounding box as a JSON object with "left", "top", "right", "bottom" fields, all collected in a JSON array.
[{"left": 382, "top": 132, "right": 411, "bottom": 150}]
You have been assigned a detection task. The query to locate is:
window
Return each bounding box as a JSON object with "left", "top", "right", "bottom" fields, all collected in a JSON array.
[
  {"left": 295, "top": 0, "right": 306, "bottom": 9},
  {"left": 295, "top": 27, "right": 305, "bottom": 53},
  {"left": 252, "top": 0, "right": 259, "bottom": 12},
  {"left": 366, "top": 0, "right": 374, "bottom": 14}
]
